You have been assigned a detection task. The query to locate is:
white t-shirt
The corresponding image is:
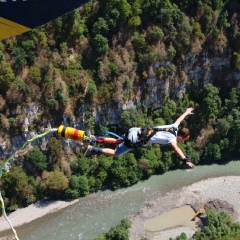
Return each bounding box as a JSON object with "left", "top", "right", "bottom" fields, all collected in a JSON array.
[
  {"left": 127, "top": 124, "right": 178, "bottom": 145},
  {"left": 148, "top": 124, "right": 178, "bottom": 145}
]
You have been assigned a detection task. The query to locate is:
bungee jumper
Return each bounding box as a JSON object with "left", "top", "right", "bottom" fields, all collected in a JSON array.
[
  {"left": 0, "top": 108, "right": 194, "bottom": 238},
  {"left": 58, "top": 108, "right": 195, "bottom": 168}
]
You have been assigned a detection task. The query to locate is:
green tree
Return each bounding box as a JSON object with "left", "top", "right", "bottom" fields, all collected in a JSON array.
[
  {"left": 166, "top": 64, "right": 174, "bottom": 75},
  {"left": 224, "top": 88, "right": 239, "bottom": 113},
  {"left": 218, "top": 10, "right": 230, "bottom": 30},
  {"left": 47, "top": 137, "right": 63, "bottom": 170},
  {"left": 60, "top": 41, "right": 68, "bottom": 52},
  {"left": 233, "top": 32, "right": 240, "bottom": 52},
  {"left": 138, "top": 47, "right": 158, "bottom": 66},
  {"left": 231, "top": 119, "right": 240, "bottom": 154},
  {"left": 131, "top": 31, "right": 147, "bottom": 54},
  {"left": 167, "top": 47, "right": 177, "bottom": 59},
  {"left": 44, "top": 170, "right": 69, "bottom": 198},
  {"left": 106, "top": 8, "right": 120, "bottom": 29},
  {"left": 109, "top": 62, "right": 120, "bottom": 77},
  {"left": 120, "top": 108, "right": 139, "bottom": 130},
  {"left": 28, "top": 66, "right": 42, "bottom": 84},
  {"left": 95, "top": 155, "right": 112, "bottom": 187},
  {"left": 55, "top": 90, "right": 69, "bottom": 109},
  {"left": 93, "top": 17, "right": 109, "bottom": 35},
  {"left": 97, "top": 82, "right": 115, "bottom": 103},
  {"left": 85, "top": 78, "right": 97, "bottom": 102},
  {"left": 84, "top": 109, "right": 96, "bottom": 133},
  {"left": 21, "top": 40, "right": 36, "bottom": 62},
  {"left": 47, "top": 99, "right": 58, "bottom": 110},
  {"left": 153, "top": 117, "right": 165, "bottom": 126},
  {"left": 170, "top": 232, "right": 188, "bottom": 240},
  {"left": 160, "top": 100, "right": 177, "bottom": 124},
  {"left": 65, "top": 188, "right": 79, "bottom": 199},
  {"left": 92, "top": 34, "right": 109, "bottom": 55},
  {"left": 71, "top": 14, "right": 87, "bottom": 39},
  {"left": 161, "top": 150, "right": 173, "bottom": 172},
  {"left": 12, "top": 78, "right": 30, "bottom": 95},
  {"left": 78, "top": 175, "right": 89, "bottom": 196},
  {"left": 105, "top": 219, "right": 131, "bottom": 240},
  {"left": 66, "top": 174, "right": 89, "bottom": 197},
  {"left": 215, "top": 118, "right": 230, "bottom": 138},
  {"left": 202, "top": 143, "right": 221, "bottom": 162},
  {"left": 93, "top": 219, "right": 131, "bottom": 240},
  {"left": 128, "top": 0, "right": 142, "bottom": 27},
  {"left": 175, "top": 19, "right": 192, "bottom": 53},
  {"left": 200, "top": 83, "right": 221, "bottom": 121},
  {"left": 77, "top": 156, "right": 90, "bottom": 175},
  {"left": 199, "top": 209, "right": 235, "bottom": 239},
  {"left": 128, "top": 16, "right": 141, "bottom": 27},
  {"left": 11, "top": 47, "right": 27, "bottom": 71},
  {"left": 0, "top": 50, "right": 4, "bottom": 61},
  {"left": 110, "top": 153, "right": 139, "bottom": 189},
  {"left": 62, "top": 66, "right": 86, "bottom": 96},
  {"left": 147, "top": 26, "right": 164, "bottom": 44},
  {"left": 2, "top": 166, "right": 31, "bottom": 209},
  {"left": 200, "top": 4, "right": 216, "bottom": 35},
  {"left": 192, "top": 21, "right": 204, "bottom": 38},
  {"left": 233, "top": 52, "right": 240, "bottom": 72},
  {"left": 137, "top": 145, "right": 162, "bottom": 176},
  {"left": 0, "top": 61, "right": 15, "bottom": 95},
  {"left": 219, "top": 138, "right": 230, "bottom": 159},
  {"left": 109, "top": 0, "right": 132, "bottom": 22},
  {"left": 24, "top": 146, "right": 47, "bottom": 175},
  {"left": 174, "top": 209, "right": 240, "bottom": 240},
  {"left": 37, "top": 31, "right": 48, "bottom": 48},
  {"left": 0, "top": 114, "right": 10, "bottom": 130},
  {"left": 3, "top": 166, "right": 28, "bottom": 194},
  {"left": 185, "top": 142, "right": 200, "bottom": 165},
  {"left": 69, "top": 175, "right": 80, "bottom": 190},
  {"left": 64, "top": 175, "right": 80, "bottom": 199}
]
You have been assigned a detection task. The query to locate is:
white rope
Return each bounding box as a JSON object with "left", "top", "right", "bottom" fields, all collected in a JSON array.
[{"left": 0, "top": 128, "right": 58, "bottom": 239}]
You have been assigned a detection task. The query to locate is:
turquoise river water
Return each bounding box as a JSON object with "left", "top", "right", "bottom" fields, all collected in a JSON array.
[{"left": 1, "top": 160, "right": 240, "bottom": 240}]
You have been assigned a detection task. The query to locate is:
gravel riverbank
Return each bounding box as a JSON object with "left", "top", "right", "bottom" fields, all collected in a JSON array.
[
  {"left": 129, "top": 176, "right": 240, "bottom": 240},
  {"left": 0, "top": 199, "right": 79, "bottom": 233}
]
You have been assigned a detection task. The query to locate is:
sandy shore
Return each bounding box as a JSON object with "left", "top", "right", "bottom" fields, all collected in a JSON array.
[
  {"left": 0, "top": 199, "right": 79, "bottom": 232},
  {"left": 129, "top": 176, "right": 240, "bottom": 240},
  {"left": 1, "top": 176, "right": 240, "bottom": 240}
]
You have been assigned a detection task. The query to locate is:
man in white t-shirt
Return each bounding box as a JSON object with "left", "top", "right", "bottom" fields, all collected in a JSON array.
[{"left": 87, "top": 108, "right": 195, "bottom": 168}]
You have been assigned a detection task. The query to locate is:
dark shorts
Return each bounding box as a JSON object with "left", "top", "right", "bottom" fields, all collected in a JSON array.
[{"left": 115, "top": 142, "right": 132, "bottom": 156}]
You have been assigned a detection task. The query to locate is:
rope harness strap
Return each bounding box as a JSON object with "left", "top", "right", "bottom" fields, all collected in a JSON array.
[{"left": 124, "top": 126, "right": 177, "bottom": 148}]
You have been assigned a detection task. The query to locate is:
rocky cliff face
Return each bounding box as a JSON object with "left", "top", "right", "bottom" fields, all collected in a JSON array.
[
  {"left": 0, "top": 49, "right": 239, "bottom": 161},
  {"left": 93, "top": 49, "right": 240, "bottom": 125}
]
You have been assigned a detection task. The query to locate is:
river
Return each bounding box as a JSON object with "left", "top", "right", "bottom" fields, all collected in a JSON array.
[{"left": 1, "top": 160, "right": 240, "bottom": 240}]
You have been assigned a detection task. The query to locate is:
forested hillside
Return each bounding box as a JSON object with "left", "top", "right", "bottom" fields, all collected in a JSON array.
[{"left": 0, "top": 0, "right": 240, "bottom": 211}]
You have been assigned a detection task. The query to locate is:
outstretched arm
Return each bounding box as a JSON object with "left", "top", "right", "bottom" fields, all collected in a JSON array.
[
  {"left": 174, "top": 107, "right": 194, "bottom": 126},
  {"left": 171, "top": 142, "right": 195, "bottom": 168}
]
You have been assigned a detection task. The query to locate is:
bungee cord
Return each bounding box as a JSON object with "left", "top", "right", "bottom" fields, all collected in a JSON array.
[
  {"left": 0, "top": 128, "right": 58, "bottom": 240},
  {"left": 0, "top": 125, "right": 122, "bottom": 239},
  {"left": 0, "top": 190, "right": 19, "bottom": 240}
]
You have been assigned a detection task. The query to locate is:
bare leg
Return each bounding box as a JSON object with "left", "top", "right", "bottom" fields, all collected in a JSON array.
[
  {"left": 85, "top": 146, "right": 117, "bottom": 157},
  {"left": 102, "top": 148, "right": 116, "bottom": 156}
]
